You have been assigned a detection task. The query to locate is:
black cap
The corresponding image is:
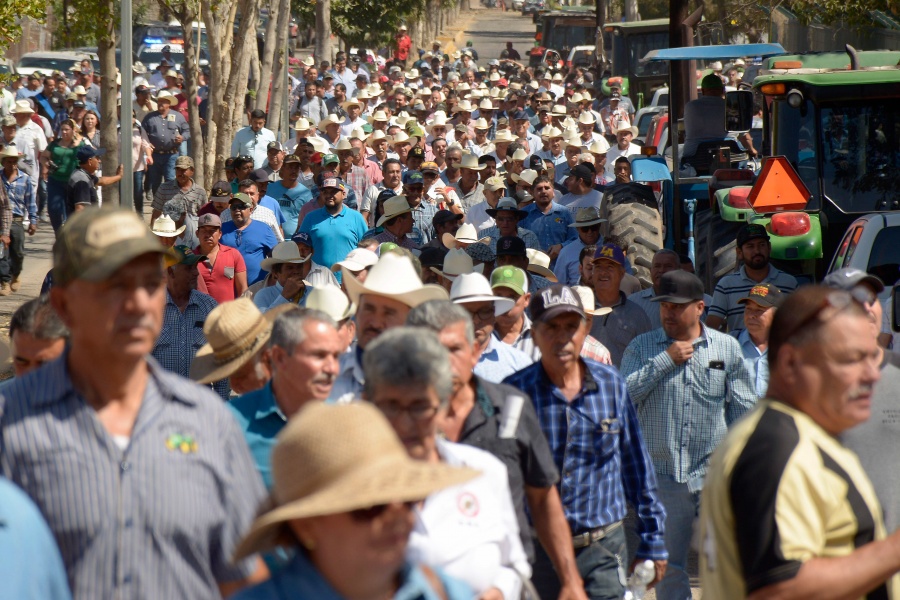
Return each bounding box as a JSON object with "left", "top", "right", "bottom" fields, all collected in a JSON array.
[
  {"left": 511, "top": 110, "right": 529, "bottom": 121},
  {"left": 571, "top": 164, "right": 594, "bottom": 183},
  {"left": 738, "top": 283, "right": 786, "bottom": 308},
  {"left": 736, "top": 223, "right": 769, "bottom": 247},
  {"left": 433, "top": 209, "right": 463, "bottom": 226},
  {"left": 528, "top": 155, "right": 543, "bottom": 170},
  {"left": 528, "top": 284, "right": 585, "bottom": 323},
  {"left": 419, "top": 246, "right": 449, "bottom": 268},
  {"left": 651, "top": 270, "right": 705, "bottom": 304},
  {"left": 250, "top": 168, "right": 270, "bottom": 183},
  {"left": 496, "top": 236, "right": 527, "bottom": 257},
  {"left": 408, "top": 146, "right": 425, "bottom": 159},
  {"left": 210, "top": 180, "right": 232, "bottom": 198}
]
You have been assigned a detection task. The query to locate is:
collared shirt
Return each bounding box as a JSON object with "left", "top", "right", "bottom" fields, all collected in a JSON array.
[
  {"left": 221, "top": 220, "right": 279, "bottom": 285},
  {"left": 152, "top": 180, "right": 208, "bottom": 216},
  {"left": 339, "top": 165, "right": 369, "bottom": 208},
  {"left": 553, "top": 237, "right": 589, "bottom": 286},
  {"left": 373, "top": 228, "right": 419, "bottom": 250},
  {"left": 141, "top": 109, "right": 190, "bottom": 152},
  {"left": 0, "top": 477, "right": 72, "bottom": 600},
  {"left": 503, "top": 359, "right": 668, "bottom": 560},
  {"left": 582, "top": 335, "right": 613, "bottom": 365},
  {"left": 483, "top": 225, "right": 541, "bottom": 253},
  {"left": 0, "top": 353, "right": 266, "bottom": 599},
  {"left": 411, "top": 199, "right": 439, "bottom": 246},
  {"left": 231, "top": 551, "right": 472, "bottom": 600},
  {"left": 464, "top": 199, "right": 496, "bottom": 232},
  {"left": 197, "top": 243, "right": 247, "bottom": 304},
  {"left": 494, "top": 313, "right": 540, "bottom": 361},
  {"left": 458, "top": 377, "right": 560, "bottom": 562},
  {"left": 266, "top": 180, "right": 314, "bottom": 238},
  {"left": 299, "top": 205, "right": 369, "bottom": 269},
  {"left": 222, "top": 203, "right": 284, "bottom": 242},
  {"left": 152, "top": 290, "right": 229, "bottom": 400},
  {"left": 620, "top": 324, "right": 757, "bottom": 491},
  {"left": 473, "top": 335, "right": 534, "bottom": 384},
  {"left": 589, "top": 292, "right": 653, "bottom": 367},
  {"left": 227, "top": 382, "right": 286, "bottom": 490},
  {"left": 253, "top": 281, "right": 311, "bottom": 312},
  {"left": 520, "top": 202, "right": 577, "bottom": 255},
  {"left": 330, "top": 68, "right": 358, "bottom": 96},
  {"left": 231, "top": 126, "right": 277, "bottom": 169},
  {"left": 451, "top": 180, "right": 485, "bottom": 213},
  {"left": 734, "top": 328, "right": 769, "bottom": 398},
  {"left": 628, "top": 288, "right": 715, "bottom": 330},
  {"left": 709, "top": 265, "right": 798, "bottom": 331},
  {"left": 65, "top": 168, "right": 97, "bottom": 215},
  {"left": 1, "top": 168, "right": 33, "bottom": 224},
  {"left": 329, "top": 342, "right": 364, "bottom": 404},
  {"left": 605, "top": 143, "right": 641, "bottom": 177},
  {"left": 560, "top": 189, "right": 603, "bottom": 215}
]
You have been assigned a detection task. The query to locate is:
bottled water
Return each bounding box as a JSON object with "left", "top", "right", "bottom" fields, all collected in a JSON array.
[{"left": 624, "top": 560, "right": 655, "bottom": 600}]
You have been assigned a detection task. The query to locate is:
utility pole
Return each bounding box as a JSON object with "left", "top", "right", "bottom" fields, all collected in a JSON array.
[
  {"left": 595, "top": 0, "right": 605, "bottom": 72},
  {"left": 315, "top": 0, "right": 332, "bottom": 64}
]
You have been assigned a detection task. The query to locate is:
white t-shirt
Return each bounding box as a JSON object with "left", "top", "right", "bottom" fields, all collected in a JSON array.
[{"left": 605, "top": 142, "right": 641, "bottom": 177}]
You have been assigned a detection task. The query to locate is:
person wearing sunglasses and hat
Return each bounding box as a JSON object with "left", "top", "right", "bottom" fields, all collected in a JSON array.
[
  {"left": 699, "top": 285, "right": 895, "bottom": 599},
  {"left": 482, "top": 197, "right": 540, "bottom": 254},
  {"left": 504, "top": 284, "right": 668, "bottom": 600},
  {"left": 706, "top": 223, "right": 799, "bottom": 333},
  {"left": 621, "top": 269, "right": 755, "bottom": 599},
  {"left": 731, "top": 282, "right": 785, "bottom": 398},
  {"left": 1, "top": 208, "right": 271, "bottom": 599},
  {"left": 553, "top": 206, "right": 605, "bottom": 286}
]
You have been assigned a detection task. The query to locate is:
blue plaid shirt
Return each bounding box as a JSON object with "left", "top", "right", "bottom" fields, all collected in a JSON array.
[
  {"left": 503, "top": 359, "right": 667, "bottom": 560},
  {"left": 520, "top": 202, "right": 577, "bottom": 256},
  {"left": 1, "top": 170, "right": 36, "bottom": 222}
]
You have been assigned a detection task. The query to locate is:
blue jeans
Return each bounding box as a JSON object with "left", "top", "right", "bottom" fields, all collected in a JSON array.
[
  {"left": 532, "top": 524, "right": 627, "bottom": 600},
  {"left": 655, "top": 475, "right": 700, "bottom": 600},
  {"left": 46, "top": 178, "right": 67, "bottom": 234},
  {"left": 147, "top": 152, "right": 177, "bottom": 196},
  {"left": 132, "top": 170, "right": 144, "bottom": 214}
]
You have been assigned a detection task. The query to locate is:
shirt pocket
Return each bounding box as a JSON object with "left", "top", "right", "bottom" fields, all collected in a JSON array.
[
  {"left": 594, "top": 418, "right": 622, "bottom": 462},
  {"left": 706, "top": 368, "right": 727, "bottom": 398},
  {"left": 223, "top": 266, "right": 235, "bottom": 280}
]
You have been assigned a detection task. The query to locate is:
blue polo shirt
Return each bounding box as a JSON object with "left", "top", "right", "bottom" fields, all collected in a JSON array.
[
  {"left": 221, "top": 220, "right": 278, "bottom": 285},
  {"left": 227, "top": 382, "right": 285, "bottom": 490},
  {"left": 298, "top": 205, "right": 368, "bottom": 271},
  {"left": 520, "top": 201, "right": 577, "bottom": 256},
  {"left": 259, "top": 194, "right": 286, "bottom": 225},
  {"left": 266, "top": 181, "right": 313, "bottom": 237}
]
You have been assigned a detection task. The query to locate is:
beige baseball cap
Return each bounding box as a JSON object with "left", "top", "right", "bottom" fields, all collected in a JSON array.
[{"left": 53, "top": 208, "right": 167, "bottom": 286}]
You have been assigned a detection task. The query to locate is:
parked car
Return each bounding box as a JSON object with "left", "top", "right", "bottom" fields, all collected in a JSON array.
[
  {"left": 566, "top": 45, "right": 595, "bottom": 68},
  {"left": 512, "top": 0, "right": 525, "bottom": 10},
  {"left": 829, "top": 212, "right": 900, "bottom": 302},
  {"left": 136, "top": 43, "right": 209, "bottom": 73},
  {"left": 522, "top": 0, "right": 546, "bottom": 15},
  {"left": 16, "top": 51, "right": 96, "bottom": 77}
]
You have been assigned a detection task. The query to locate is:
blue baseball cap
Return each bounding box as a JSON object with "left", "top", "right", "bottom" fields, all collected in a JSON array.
[
  {"left": 403, "top": 170, "right": 424, "bottom": 186},
  {"left": 593, "top": 243, "right": 626, "bottom": 267},
  {"left": 292, "top": 232, "right": 312, "bottom": 247},
  {"left": 76, "top": 145, "right": 106, "bottom": 163}
]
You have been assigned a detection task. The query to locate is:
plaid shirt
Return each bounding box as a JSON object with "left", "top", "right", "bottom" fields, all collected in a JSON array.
[
  {"left": 503, "top": 359, "right": 668, "bottom": 560},
  {"left": 0, "top": 172, "right": 17, "bottom": 237},
  {"left": 151, "top": 290, "right": 230, "bottom": 400},
  {"left": 339, "top": 166, "right": 369, "bottom": 207},
  {"left": 620, "top": 324, "right": 757, "bottom": 492},
  {"left": 411, "top": 199, "right": 439, "bottom": 246},
  {"left": 1, "top": 169, "right": 36, "bottom": 223},
  {"left": 372, "top": 229, "right": 420, "bottom": 250},
  {"left": 151, "top": 180, "right": 209, "bottom": 216}
]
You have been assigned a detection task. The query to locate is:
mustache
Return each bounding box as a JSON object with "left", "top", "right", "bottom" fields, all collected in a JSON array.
[
  {"left": 311, "top": 373, "right": 336, "bottom": 386},
  {"left": 848, "top": 384, "right": 875, "bottom": 400}
]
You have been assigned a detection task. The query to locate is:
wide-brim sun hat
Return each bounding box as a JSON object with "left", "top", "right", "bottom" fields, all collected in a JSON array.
[
  {"left": 260, "top": 240, "right": 312, "bottom": 271},
  {"left": 344, "top": 252, "right": 449, "bottom": 308},
  {"left": 150, "top": 214, "right": 186, "bottom": 238},
  {"left": 190, "top": 298, "right": 296, "bottom": 384},
  {"left": 526, "top": 248, "right": 558, "bottom": 282},
  {"left": 430, "top": 248, "right": 484, "bottom": 281},
  {"left": 442, "top": 222, "right": 490, "bottom": 250},
  {"left": 450, "top": 272, "right": 515, "bottom": 317},
  {"left": 331, "top": 247, "right": 379, "bottom": 273},
  {"left": 232, "top": 402, "right": 478, "bottom": 560},
  {"left": 305, "top": 284, "right": 356, "bottom": 321},
  {"left": 375, "top": 195, "right": 413, "bottom": 228}
]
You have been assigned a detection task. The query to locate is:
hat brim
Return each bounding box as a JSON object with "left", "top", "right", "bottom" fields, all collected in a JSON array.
[
  {"left": 331, "top": 258, "right": 376, "bottom": 273},
  {"left": 737, "top": 296, "right": 778, "bottom": 308},
  {"left": 451, "top": 162, "right": 484, "bottom": 171},
  {"left": 233, "top": 454, "right": 479, "bottom": 561},
  {"left": 452, "top": 294, "right": 515, "bottom": 316},
  {"left": 441, "top": 231, "right": 486, "bottom": 249},
  {"left": 568, "top": 218, "right": 607, "bottom": 228},
  {"left": 375, "top": 207, "right": 412, "bottom": 228},
  {"left": 650, "top": 294, "right": 703, "bottom": 305},
  {"left": 485, "top": 207, "right": 528, "bottom": 220},
  {"left": 528, "top": 265, "right": 558, "bottom": 282},
  {"left": 430, "top": 263, "right": 485, "bottom": 280},
  {"left": 189, "top": 304, "right": 297, "bottom": 384},
  {"left": 260, "top": 253, "right": 312, "bottom": 271},
  {"left": 585, "top": 306, "right": 613, "bottom": 317},
  {"left": 344, "top": 267, "right": 449, "bottom": 308},
  {"left": 152, "top": 224, "right": 187, "bottom": 238}
]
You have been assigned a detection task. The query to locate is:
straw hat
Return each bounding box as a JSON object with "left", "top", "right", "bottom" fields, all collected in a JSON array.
[
  {"left": 550, "top": 104, "right": 567, "bottom": 117},
  {"left": 430, "top": 248, "right": 483, "bottom": 281},
  {"left": 349, "top": 127, "right": 368, "bottom": 141},
  {"left": 493, "top": 129, "right": 515, "bottom": 144},
  {"left": 308, "top": 136, "right": 330, "bottom": 154},
  {"left": 425, "top": 112, "right": 450, "bottom": 134},
  {"left": 156, "top": 91, "right": 177, "bottom": 105},
  {"left": 568, "top": 206, "right": 607, "bottom": 228},
  {"left": 589, "top": 137, "right": 611, "bottom": 154},
  {"left": 341, "top": 98, "right": 365, "bottom": 111},
  {"left": 260, "top": 240, "right": 312, "bottom": 271},
  {"left": 11, "top": 100, "right": 34, "bottom": 115},
  {"left": 334, "top": 138, "right": 354, "bottom": 152},
  {"left": 317, "top": 114, "right": 345, "bottom": 131},
  {"left": 390, "top": 131, "right": 412, "bottom": 147},
  {"left": 512, "top": 169, "right": 540, "bottom": 186},
  {"left": 293, "top": 117, "right": 312, "bottom": 131},
  {"left": 485, "top": 197, "right": 528, "bottom": 219},
  {"left": 367, "top": 130, "right": 388, "bottom": 147},
  {"left": 375, "top": 195, "right": 413, "bottom": 227},
  {"left": 306, "top": 285, "right": 355, "bottom": 321},
  {"left": 453, "top": 100, "right": 475, "bottom": 113},
  {"left": 449, "top": 272, "right": 514, "bottom": 316},
  {"left": 0, "top": 145, "right": 23, "bottom": 160},
  {"left": 344, "top": 252, "right": 449, "bottom": 308},
  {"left": 442, "top": 222, "right": 490, "bottom": 250},
  {"left": 367, "top": 110, "right": 390, "bottom": 124},
  {"left": 232, "top": 402, "right": 477, "bottom": 560},
  {"left": 571, "top": 285, "right": 613, "bottom": 317},
  {"left": 541, "top": 126, "right": 564, "bottom": 141},
  {"left": 578, "top": 112, "right": 596, "bottom": 125},
  {"left": 451, "top": 153, "right": 484, "bottom": 171},
  {"left": 150, "top": 214, "right": 186, "bottom": 238},
  {"left": 472, "top": 117, "right": 490, "bottom": 131},
  {"left": 526, "top": 248, "right": 558, "bottom": 282},
  {"left": 509, "top": 148, "right": 528, "bottom": 162},
  {"left": 190, "top": 298, "right": 296, "bottom": 383}
]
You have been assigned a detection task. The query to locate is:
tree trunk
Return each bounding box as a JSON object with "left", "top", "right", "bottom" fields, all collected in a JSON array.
[
  {"left": 227, "top": 0, "right": 261, "bottom": 154},
  {"left": 181, "top": 13, "right": 205, "bottom": 187},
  {"left": 267, "top": 0, "right": 291, "bottom": 136},
  {"left": 625, "top": 0, "right": 639, "bottom": 21},
  {"left": 255, "top": 0, "right": 280, "bottom": 112},
  {"left": 98, "top": 1, "right": 119, "bottom": 207},
  {"left": 201, "top": 0, "right": 238, "bottom": 185},
  {"left": 315, "top": 0, "right": 332, "bottom": 64}
]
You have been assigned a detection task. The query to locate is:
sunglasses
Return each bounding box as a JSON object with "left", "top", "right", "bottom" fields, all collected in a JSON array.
[
  {"left": 579, "top": 224, "right": 601, "bottom": 232},
  {"left": 349, "top": 500, "right": 418, "bottom": 522},
  {"left": 780, "top": 288, "right": 869, "bottom": 344}
]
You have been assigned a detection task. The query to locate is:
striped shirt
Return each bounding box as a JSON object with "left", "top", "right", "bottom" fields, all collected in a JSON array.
[
  {"left": 708, "top": 265, "right": 798, "bottom": 331},
  {"left": 473, "top": 336, "right": 534, "bottom": 384},
  {"left": 151, "top": 179, "right": 208, "bottom": 216},
  {"left": 620, "top": 325, "right": 758, "bottom": 492},
  {"left": 0, "top": 353, "right": 267, "bottom": 599},
  {"left": 483, "top": 226, "right": 541, "bottom": 253},
  {"left": 1, "top": 169, "right": 36, "bottom": 223},
  {"left": 503, "top": 359, "right": 668, "bottom": 560}
]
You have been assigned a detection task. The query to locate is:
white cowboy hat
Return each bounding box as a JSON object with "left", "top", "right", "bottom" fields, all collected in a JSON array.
[
  {"left": 509, "top": 148, "right": 528, "bottom": 162},
  {"left": 150, "top": 214, "right": 186, "bottom": 238},
  {"left": 393, "top": 111, "right": 413, "bottom": 127},
  {"left": 306, "top": 285, "right": 355, "bottom": 321},
  {"left": 472, "top": 117, "right": 490, "bottom": 131},
  {"left": 190, "top": 298, "right": 296, "bottom": 384},
  {"left": 0, "top": 145, "right": 23, "bottom": 160},
  {"left": 260, "top": 240, "right": 312, "bottom": 271},
  {"left": 442, "top": 222, "right": 490, "bottom": 250},
  {"left": 430, "top": 248, "right": 483, "bottom": 281},
  {"left": 317, "top": 113, "right": 345, "bottom": 131},
  {"left": 552, "top": 72, "right": 563, "bottom": 82},
  {"left": 367, "top": 130, "right": 388, "bottom": 147},
  {"left": 425, "top": 112, "right": 450, "bottom": 134},
  {"left": 344, "top": 252, "right": 449, "bottom": 308},
  {"left": 308, "top": 136, "right": 330, "bottom": 154},
  {"left": 232, "top": 402, "right": 476, "bottom": 561},
  {"left": 571, "top": 285, "right": 612, "bottom": 317},
  {"left": 617, "top": 125, "right": 639, "bottom": 137},
  {"left": 332, "top": 248, "right": 379, "bottom": 273},
  {"left": 449, "top": 272, "right": 514, "bottom": 316},
  {"left": 156, "top": 90, "right": 177, "bottom": 105},
  {"left": 348, "top": 127, "right": 368, "bottom": 141},
  {"left": 11, "top": 100, "right": 34, "bottom": 114},
  {"left": 512, "top": 169, "right": 539, "bottom": 186},
  {"left": 301, "top": 55, "right": 315, "bottom": 67},
  {"left": 333, "top": 138, "right": 354, "bottom": 152},
  {"left": 568, "top": 206, "right": 607, "bottom": 228},
  {"left": 407, "top": 68, "right": 420, "bottom": 79},
  {"left": 293, "top": 117, "right": 312, "bottom": 131},
  {"left": 375, "top": 195, "right": 413, "bottom": 227},
  {"left": 578, "top": 112, "right": 596, "bottom": 125},
  {"left": 72, "top": 85, "right": 88, "bottom": 95},
  {"left": 560, "top": 117, "right": 577, "bottom": 131},
  {"left": 589, "top": 137, "right": 611, "bottom": 154},
  {"left": 569, "top": 92, "right": 584, "bottom": 104},
  {"left": 478, "top": 98, "right": 494, "bottom": 111},
  {"left": 341, "top": 98, "right": 365, "bottom": 111},
  {"left": 551, "top": 104, "right": 567, "bottom": 117},
  {"left": 453, "top": 100, "right": 475, "bottom": 113},
  {"left": 541, "top": 126, "right": 564, "bottom": 141},
  {"left": 367, "top": 110, "right": 389, "bottom": 124},
  {"left": 390, "top": 131, "right": 412, "bottom": 147},
  {"left": 526, "top": 248, "right": 558, "bottom": 282},
  {"left": 489, "top": 72, "right": 500, "bottom": 83},
  {"left": 451, "top": 153, "right": 484, "bottom": 171},
  {"left": 493, "top": 129, "right": 515, "bottom": 144}
]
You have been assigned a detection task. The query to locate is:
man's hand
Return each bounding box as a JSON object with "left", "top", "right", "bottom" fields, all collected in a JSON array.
[
  {"left": 0, "top": 235, "right": 10, "bottom": 246},
  {"left": 630, "top": 559, "right": 668, "bottom": 589},
  {"left": 558, "top": 582, "right": 590, "bottom": 600},
  {"left": 281, "top": 275, "right": 306, "bottom": 300},
  {"left": 174, "top": 133, "right": 183, "bottom": 144},
  {"left": 477, "top": 587, "right": 504, "bottom": 600},
  {"left": 146, "top": 154, "right": 153, "bottom": 166},
  {"left": 666, "top": 341, "right": 694, "bottom": 365},
  {"left": 116, "top": 164, "right": 124, "bottom": 177},
  {"left": 27, "top": 223, "right": 36, "bottom": 235},
  {"left": 548, "top": 243, "right": 563, "bottom": 260}
]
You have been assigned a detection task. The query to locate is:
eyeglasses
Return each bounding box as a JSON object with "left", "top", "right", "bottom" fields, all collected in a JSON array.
[
  {"left": 230, "top": 205, "right": 250, "bottom": 212},
  {"left": 467, "top": 306, "right": 496, "bottom": 322},
  {"left": 349, "top": 500, "right": 418, "bottom": 522},
  {"left": 779, "top": 288, "right": 869, "bottom": 344},
  {"left": 375, "top": 401, "right": 440, "bottom": 422},
  {"left": 579, "top": 224, "right": 601, "bottom": 232}
]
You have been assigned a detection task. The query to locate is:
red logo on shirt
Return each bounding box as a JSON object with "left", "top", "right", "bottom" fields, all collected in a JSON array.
[{"left": 457, "top": 492, "right": 480, "bottom": 517}]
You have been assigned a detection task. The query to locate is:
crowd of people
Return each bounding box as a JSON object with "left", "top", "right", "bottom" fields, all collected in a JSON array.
[{"left": 0, "top": 28, "right": 899, "bottom": 600}]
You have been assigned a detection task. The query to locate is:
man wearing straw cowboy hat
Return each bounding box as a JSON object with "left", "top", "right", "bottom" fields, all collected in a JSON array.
[
  {"left": 451, "top": 152, "right": 486, "bottom": 213},
  {"left": 554, "top": 206, "right": 605, "bottom": 286},
  {"left": 372, "top": 195, "right": 420, "bottom": 250},
  {"left": 142, "top": 90, "right": 189, "bottom": 196},
  {"left": 0, "top": 143, "right": 35, "bottom": 295},
  {"left": 228, "top": 308, "right": 343, "bottom": 490},
  {"left": 0, "top": 208, "right": 270, "bottom": 598},
  {"left": 330, "top": 252, "right": 448, "bottom": 404}
]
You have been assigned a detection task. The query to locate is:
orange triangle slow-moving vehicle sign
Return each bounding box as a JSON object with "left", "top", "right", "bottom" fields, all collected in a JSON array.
[{"left": 747, "top": 156, "right": 811, "bottom": 213}]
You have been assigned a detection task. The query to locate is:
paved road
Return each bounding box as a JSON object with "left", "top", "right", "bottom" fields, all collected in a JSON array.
[{"left": 461, "top": 7, "right": 537, "bottom": 62}]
